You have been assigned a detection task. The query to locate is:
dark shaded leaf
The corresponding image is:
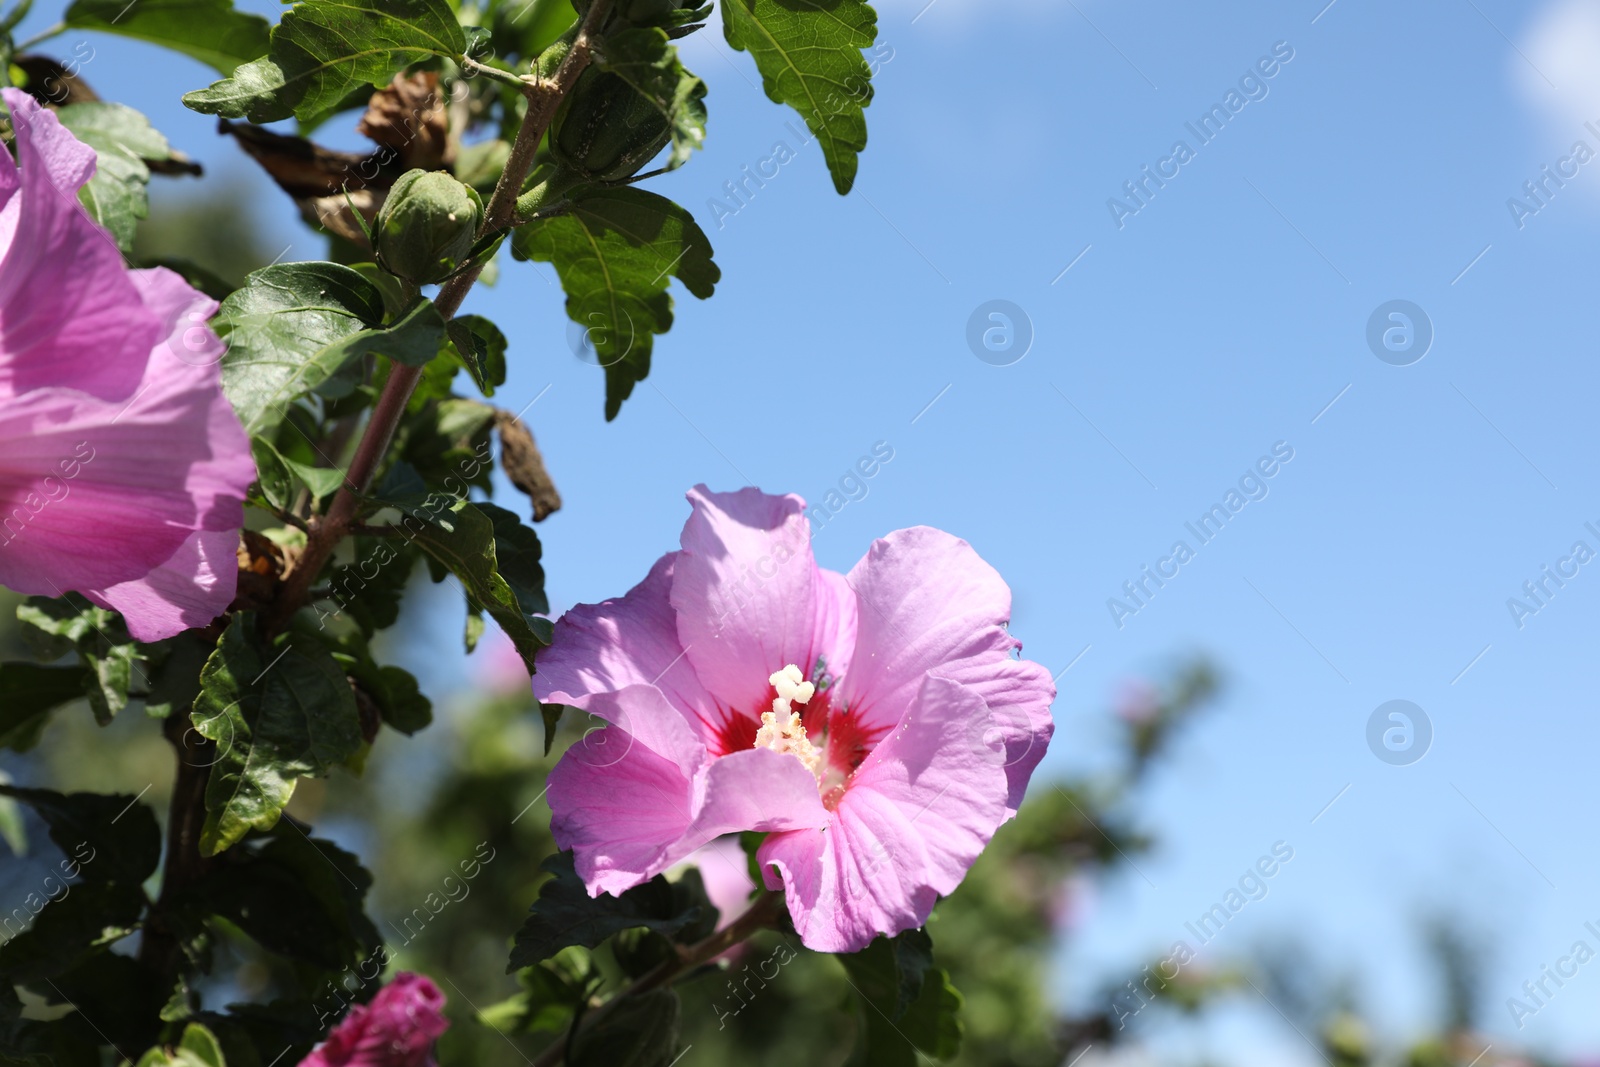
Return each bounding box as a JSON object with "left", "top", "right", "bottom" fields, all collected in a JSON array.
[
  {"left": 570, "top": 989, "right": 680, "bottom": 1067},
  {"left": 378, "top": 497, "right": 551, "bottom": 673},
  {"left": 477, "top": 503, "right": 548, "bottom": 616},
  {"left": 0, "top": 786, "right": 161, "bottom": 885},
  {"left": 508, "top": 852, "right": 714, "bottom": 971},
  {"left": 30, "top": 952, "right": 167, "bottom": 1058},
  {"left": 0, "top": 880, "right": 145, "bottom": 982},
  {"left": 191, "top": 616, "right": 364, "bottom": 855},
  {"left": 190, "top": 818, "right": 379, "bottom": 971},
  {"left": 838, "top": 929, "right": 963, "bottom": 1066},
  {"left": 0, "top": 664, "right": 89, "bottom": 751},
  {"left": 445, "top": 314, "right": 507, "bottom": 397},
  {"left": 595, "top": 27, "right": 706, "bottom": 169}
]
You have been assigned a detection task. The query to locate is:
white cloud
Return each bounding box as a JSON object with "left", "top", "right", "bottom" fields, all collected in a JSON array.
[{"left": 1518, "top": 0, "right": 1600, "bottom": 129}]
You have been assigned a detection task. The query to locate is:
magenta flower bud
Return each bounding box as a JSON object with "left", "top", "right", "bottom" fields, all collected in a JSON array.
[{"left": 300, "top": 973, "right": 449, "bottom": 1067}]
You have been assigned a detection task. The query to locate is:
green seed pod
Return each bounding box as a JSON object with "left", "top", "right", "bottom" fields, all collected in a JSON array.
[
  {"left": 547, "top": 67, "right": 671, "bottom": 183},
  {"left": 374, "top": 169, "right": 484, "bottom": 286}
]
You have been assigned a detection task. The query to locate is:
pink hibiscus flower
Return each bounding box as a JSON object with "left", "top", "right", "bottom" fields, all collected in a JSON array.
[
  {"left": 536, "top": 486, "right": 1055, "bottom": 952},
  {"left": 301, "top": 973, "right": 449, "bottom": 1067},
  {"left": 0, "top": 89, "right": 253, "bottom": 640}
]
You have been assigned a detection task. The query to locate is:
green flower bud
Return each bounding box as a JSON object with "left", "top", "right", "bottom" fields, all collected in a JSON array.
[
  {"left": 375, "top": 169, "right": 484, "bottom": 286},
  {"left": 617, "top": 0, "right": 691, "bottom": 25},
  {"left": 548, "top": 67, "right": 671, "bottom": 183}
]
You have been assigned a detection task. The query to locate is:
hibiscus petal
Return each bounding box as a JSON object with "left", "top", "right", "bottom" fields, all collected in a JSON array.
[
  {"left": 0, "top": 300, "right": 253, "bottom": 599},
  {"left": 811, "top": 567, "right": 858, "bottom": 685},
  {"left": 682, "top": 748, "right": 830, "bottom": 841},
  {"left": 0, "top": 89, "right": 161, "bottom": 400},
  {"left": 758, "top": 676, "right": 1009, "bottom": 952},
  {"left": 837, "top": 526, "right": 1055, "bottom": 813},
  {"left": 670, "top": 486, "right": 824, "bottom": 715},
  {"left": 128, "top": 268, "right": 253, "bottom": 531},
  {"left": 535, "top": 552, "right": 720, "bottom": 734},
  {"left": 546, "top": 685, "right": 708, "bottom": 896},
  {"left": 84, "top": 528, "right": 239, "bottom": 642}
]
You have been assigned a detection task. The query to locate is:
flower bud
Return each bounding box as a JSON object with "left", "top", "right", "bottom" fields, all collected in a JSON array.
[
  {"left": 375, "top": 169, "right": 484, "bottom": 285},
  {"left": 548, "top": 68, "right": 672, "bottom": 184}
]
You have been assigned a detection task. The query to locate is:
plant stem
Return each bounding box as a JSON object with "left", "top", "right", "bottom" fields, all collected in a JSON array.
[
  {"left": 138, "top": 712, "right": 215, "bottom": 980},
  {"left": 460, "top": 54, "right": 532, "bottom": 91},
  {"left": 264, "top": 0, "right": 613, "bottom": 636},
  {"left": 529, "top": 892, "right": 788, "bottom": 1067}
]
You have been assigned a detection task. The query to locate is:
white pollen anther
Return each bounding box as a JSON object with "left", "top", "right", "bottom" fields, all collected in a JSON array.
[{"left": 755, "top": 663, "right": 821, "bottom": 775}]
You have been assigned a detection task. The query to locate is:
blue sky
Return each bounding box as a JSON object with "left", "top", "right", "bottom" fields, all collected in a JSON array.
[{"left": 28, "top": 0, "right": 1600, "bottom": 1060}]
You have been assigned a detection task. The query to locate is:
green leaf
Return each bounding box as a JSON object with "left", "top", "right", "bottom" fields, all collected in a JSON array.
[
  {"left": 595, "top": 27, "right": 707, "bottom": 169},
  {"left": 0, "top": 663, "right": 89, "bottom": 752},
  {"left": 326, "top": 630, "right": 433, "bottom": 735},
  {"left": 477, "top": 503, "right": 548, "bottom": 617},
  {"left": 491, "top": 0, "right": 578, "bottom": 62},
  {"left": 251, "top": 439, "right": 347, "bottom": 513},
  {"left": 29, "top": 952, "right": 168, "bottom": 1059},
  {"left": 183, "top": 0, "right": 467, "bottom": 123},
  {"left": 214, "top": 262, "right": 386, "bottom": 436},
  {"left": 537, "top": 701, "right": 566, "bottom": 756},
  {"left": 54, "top": 103, "right": 176, "bottom": 253},
  {"left": 721, "top": 0, "right": 878, "bottom": 194},
  {"left": 0, "top": 880, "right": 145, "bottom": 982},
  {"left": 373, "top": 665, "right": 432, "bottom": 734},
  {"left": 508, "top": 852, "right": 714, "bottom": 971},
  {"left": 191, "top": 616, "right": 364, "bottom": 855},
  {"left": 513, "top": 186, "right": 718, "bottom": 420},
  {"left": 570, "top": 989, "right": 681, "bottom": 1067},
  {"left": 382, "top": 497, "right": 551, "bottom": 672},
  {"left": 191, "top": 818, "right": 379, "bottom": 971},
  {"left": 320, "top": 298, "right": 448, "bottom": 369},
  {"left": 136, "top": 1022, "right": 229, "bottom": 1067},
  {"left": 0, "top": 778, "right": 24, "bottom": 858},
  {"left": 445, "top": 315, "right": 508, "bottom": 397},
  {"left": 64, "top": 0, "right": 271, "bottom": 75},
  {"left": 481, "top": 947, "right": 596, "bottom": 1035},
  {"left": 0, "top": 786, "right": 162, "bottom": 886},
  {"left": 17, "top": 596, "right": 148, "bottom": 724},
  {"left": 396, "top": 397, "right": 496, "bottom": 492},
  {"left": 838, "top": 930, "right": 963, "bottom": 1066},
  {"left": 325, "top": 537, "right": 419, "bottom": 638}
]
